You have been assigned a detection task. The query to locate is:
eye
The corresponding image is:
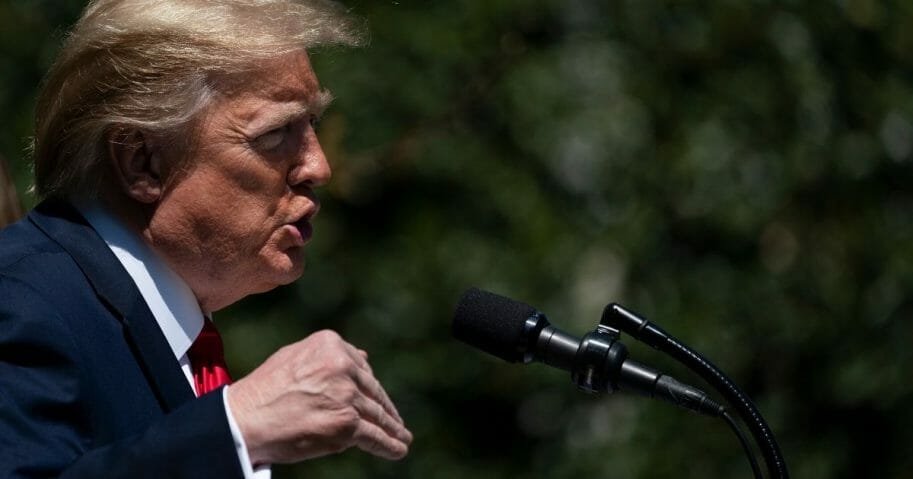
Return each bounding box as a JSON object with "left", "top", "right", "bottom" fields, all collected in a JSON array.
[
  {"left": 254, "top": 124, "right": 290, "bottom": 150},
  {"left": 309, "top": 114, "right": 321, "bottom": 129}
]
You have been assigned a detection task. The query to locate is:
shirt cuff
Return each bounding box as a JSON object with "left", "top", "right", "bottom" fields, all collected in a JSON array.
[{"left": 222, "top": 386, "right": 272, "bottom": 479}]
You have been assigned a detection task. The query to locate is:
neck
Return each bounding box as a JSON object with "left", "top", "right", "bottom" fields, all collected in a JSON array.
[{"left": 94, "top": 191, "right": 226, "bottom": 313}]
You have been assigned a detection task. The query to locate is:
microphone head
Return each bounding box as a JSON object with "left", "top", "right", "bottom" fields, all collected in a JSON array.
[{"left": 452, "top": 287, "right": 546, "bottom": 363}]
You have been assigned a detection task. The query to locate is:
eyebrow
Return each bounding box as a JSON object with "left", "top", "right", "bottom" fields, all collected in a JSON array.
[
  {"left": 309, "top": 89, "right": 334, "bottom": 117},
  {"left": 262, "top": 89, "right": 334, "bottom": 131}
]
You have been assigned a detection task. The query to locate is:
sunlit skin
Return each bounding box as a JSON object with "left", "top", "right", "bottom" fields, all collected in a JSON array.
[
  {"left": 102, "top": 50, "right": 413, "bottom": 465},
  {"left": 145, "top": 52, "right": 332, "bottom": 312}
]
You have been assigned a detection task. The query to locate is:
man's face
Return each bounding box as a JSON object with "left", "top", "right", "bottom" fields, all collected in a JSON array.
[{"left": 148, "top": 52, "right": 331, "bottom": 311}]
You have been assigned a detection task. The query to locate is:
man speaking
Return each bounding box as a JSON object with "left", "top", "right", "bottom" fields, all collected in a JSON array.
[{"left": 0, "top": 1, "right": 412, "bottom": 477}]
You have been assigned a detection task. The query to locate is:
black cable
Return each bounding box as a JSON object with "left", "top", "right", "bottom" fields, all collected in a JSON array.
[
  {"left": 662, "top": 336, "right": 787, "bottom": 478},
  {"left": 601, "top": 305, "right": 789, "bottom": 478},
  {"left": 723, "top": 410, "right": 763, "bottom": 479}
]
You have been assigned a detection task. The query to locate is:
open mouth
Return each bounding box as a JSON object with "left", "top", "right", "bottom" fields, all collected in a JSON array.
[
  {"left": 293, "top": 218, "right": 313, "bottom": 242},
  {"left": 286, "top": 203, "right": 319, "bottom": 246}
]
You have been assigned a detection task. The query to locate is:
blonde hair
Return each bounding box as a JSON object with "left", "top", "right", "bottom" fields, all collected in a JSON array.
[{"left": 32, "top": 0, "right": 363, "bottom": 199}]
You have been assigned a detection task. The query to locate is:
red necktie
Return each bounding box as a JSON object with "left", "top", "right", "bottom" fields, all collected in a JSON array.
[{"left": 188, "top": 320, "right": 232, "bottom": 396}]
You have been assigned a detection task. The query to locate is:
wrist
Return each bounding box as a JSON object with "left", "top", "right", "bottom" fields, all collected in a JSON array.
[{"left": 225, "top": 383, "right": 269, "bottom": 468}]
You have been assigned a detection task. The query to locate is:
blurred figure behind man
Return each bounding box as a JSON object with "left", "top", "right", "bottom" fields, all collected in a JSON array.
[{"left": 0, "top": 154, "right": 22, "bottom": 227}]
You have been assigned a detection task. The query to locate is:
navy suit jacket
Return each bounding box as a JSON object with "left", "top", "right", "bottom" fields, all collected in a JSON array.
[{"left": 0, "top": 200, "right": 244, "bottom": 478}]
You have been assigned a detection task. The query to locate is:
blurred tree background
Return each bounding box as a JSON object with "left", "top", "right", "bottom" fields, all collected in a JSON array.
[{"left": 2, "top": 0, "right": 912, "bottom": 477}]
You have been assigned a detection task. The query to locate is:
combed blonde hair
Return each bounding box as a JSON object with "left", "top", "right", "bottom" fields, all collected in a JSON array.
[{"left": 32, "top": 0, "right": 363, "bottom": 199}]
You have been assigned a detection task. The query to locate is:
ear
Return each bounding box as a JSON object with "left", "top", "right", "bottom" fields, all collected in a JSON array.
[{"left": 108, "top": 128, "right": 163, "bottom": 203}]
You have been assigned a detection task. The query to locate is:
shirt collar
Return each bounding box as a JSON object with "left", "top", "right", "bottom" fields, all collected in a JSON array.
[{"left": 76, "top": 200, "right": 204, "bottom": 360}]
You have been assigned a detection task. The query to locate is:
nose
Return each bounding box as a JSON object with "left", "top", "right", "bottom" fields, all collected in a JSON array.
[{"left": 288, "top": 128, "right": 331, "bottom": 188}]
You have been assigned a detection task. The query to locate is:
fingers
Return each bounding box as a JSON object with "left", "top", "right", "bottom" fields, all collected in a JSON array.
[
  {"left": 351, "top": 361, "right": 405, "bottom": 424},
  {"left": 354, "top": 416, "right": 410, "bottom": 460},
  {"left": 340, "top": 370, "right": 412, "bottom": 461},
  {"left": 339, "top": 343, "right": 412, "bottom": 451},
  {"left": 353, "top": 392, "right": 413, "bottom": 446},
  {"left": 340, "top": 344, "right": 404, "bottom": 424},
  {"left": 307, "top": 331, "right": 413, "bottom": 459},
  {"left": 341, "top": 343, "right": 372, "bottom": 373}
]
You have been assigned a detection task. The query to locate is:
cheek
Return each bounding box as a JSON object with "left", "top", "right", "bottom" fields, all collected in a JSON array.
[
  {"left": 157, "top": 179, "right": 254, "bottom": 251},
  {"left": 192, "top": 164, "right": 285, "bottom": 224},
  {"left": 217, "top": 151, "right": 289, "bottom": 197},
  {"left": 163, "top": 149, "right": 292, "bottom": 252},
  {"left": 195, "top": 197, "right": 276, "bottom": 254},
  {"left": 220, "top": 173, "right": 290, "bottom": 227}
]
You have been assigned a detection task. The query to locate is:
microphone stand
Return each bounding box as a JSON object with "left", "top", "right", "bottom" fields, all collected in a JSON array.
[
  {"left": 599, "top": 304, "right": 790, "bottom": 479},
  {"left": 451, "top": 287, "right": 787, "bottom": 477}
]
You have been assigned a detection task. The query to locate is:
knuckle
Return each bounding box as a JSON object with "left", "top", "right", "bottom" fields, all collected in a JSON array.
[
  {"left": 328, "top": 354, "right": 355, "bottom": 374},
  {"left": 334, "top": 406, "right": 360, "bottom": 435},
  {"left": 366, "top": 435, "right": 383, "bottom": 454},
  {"left": 315, "top": 329, "right": 341, "bottom": 343},
  {"left": 318, "top": 406, "right": 359, "bottom": 453}
]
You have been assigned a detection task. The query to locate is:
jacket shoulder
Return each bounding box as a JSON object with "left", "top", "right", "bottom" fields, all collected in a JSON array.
[{"left": 0, "top": 214, "right": 98, "bottom": 310}]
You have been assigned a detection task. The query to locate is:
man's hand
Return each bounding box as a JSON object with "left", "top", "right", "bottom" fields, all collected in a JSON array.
[{"left": 226, "top": 330, "right": 413, "bottom": 466}]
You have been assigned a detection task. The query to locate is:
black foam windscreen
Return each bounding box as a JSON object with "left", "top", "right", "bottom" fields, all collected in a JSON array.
[{"left": 452, "top": 288, "right": 540, "bottom": 363}]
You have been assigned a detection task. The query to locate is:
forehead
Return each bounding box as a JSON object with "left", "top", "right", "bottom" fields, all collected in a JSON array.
[
  {"left": 201, "top": 51, "right": 326, "bottom": 132},
  {"left": 220, "top": 51, "right": 321, "bottom": 102}
]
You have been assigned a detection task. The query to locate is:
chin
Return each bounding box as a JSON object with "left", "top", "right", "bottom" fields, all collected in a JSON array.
[
  {"left": 252, "top": 247, "right": 305, "bottom": 290},
  {"left": 248, "top": 268, "right": 304, "bottom": 298},
  {"left": 277, "top": 268, "right": 305, "bottom": 286},
  {"left": 270, "top": 252, "right": 307, "bottom": 283}
]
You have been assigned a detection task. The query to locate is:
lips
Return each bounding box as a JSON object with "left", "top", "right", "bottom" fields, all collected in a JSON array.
[
  {"left": 293, "top": 218, "right": 313, "bottom": 242},
  {"left": 286, "top": 205, "right": 319, "bottom": 246}
]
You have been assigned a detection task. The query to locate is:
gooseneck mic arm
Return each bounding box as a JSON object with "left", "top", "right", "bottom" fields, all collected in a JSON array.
[{"left": 601, "top": 304, "right": 788, "bottom": 479}]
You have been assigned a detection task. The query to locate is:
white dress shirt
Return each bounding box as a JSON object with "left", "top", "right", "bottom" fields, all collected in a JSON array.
[{"left": 77, "top": 202, "right": 270, "bottom": 479}]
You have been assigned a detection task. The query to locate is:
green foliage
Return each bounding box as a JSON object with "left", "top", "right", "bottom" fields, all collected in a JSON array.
[{"left": 3, "top": 0, "right": 913, "bottom": 477}]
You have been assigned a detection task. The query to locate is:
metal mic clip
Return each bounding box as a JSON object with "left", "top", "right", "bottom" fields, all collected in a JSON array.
[{"left": 572, "top": 324, "right": 628, "bottom": 394}]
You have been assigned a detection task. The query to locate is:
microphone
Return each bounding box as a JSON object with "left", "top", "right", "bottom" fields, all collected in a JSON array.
[{"left": 452, "top": 287, "right": 724, "bottom": 417}]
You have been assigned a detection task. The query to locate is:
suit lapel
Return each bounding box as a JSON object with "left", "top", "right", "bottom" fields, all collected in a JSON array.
[{"left": 28, "top": 199, "right": 196, "bottom": 411}]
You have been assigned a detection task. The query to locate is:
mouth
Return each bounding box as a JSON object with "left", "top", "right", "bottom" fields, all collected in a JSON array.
[
  {"left": 292, "top": 218, "right": 313, "bottom": 243},
  {"left": 285, "top": 206, "right": 319, "bottom": 247}
]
